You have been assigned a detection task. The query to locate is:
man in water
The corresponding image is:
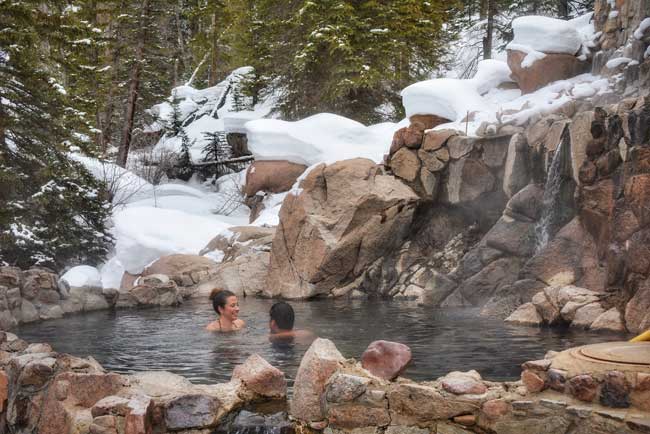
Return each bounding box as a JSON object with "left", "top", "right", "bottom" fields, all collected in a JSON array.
[{"left": 268, "top": 301, "right": 315, "bottom": 344}]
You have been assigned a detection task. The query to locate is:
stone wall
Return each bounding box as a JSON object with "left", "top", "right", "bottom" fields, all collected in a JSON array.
[
  {"left": 0, "top": 332, "right": 287, "bottom": 434},
  {"left": 287, "top": 339, "right": 650, "bottom": 434}
]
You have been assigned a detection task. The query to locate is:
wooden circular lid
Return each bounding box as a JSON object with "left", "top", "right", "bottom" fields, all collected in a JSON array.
[{"left": 579, "top": 342, "right": 650, "bottom": 365}]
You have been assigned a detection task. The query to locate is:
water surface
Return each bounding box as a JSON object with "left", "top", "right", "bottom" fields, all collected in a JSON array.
[{"left": 16, "top": 297, "right": 629, "bottom": 385}]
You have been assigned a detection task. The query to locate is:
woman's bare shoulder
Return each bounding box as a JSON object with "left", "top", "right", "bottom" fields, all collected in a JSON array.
[
  {"left": 234, "top": 319, "right": 246, "bottom": 328},
  {"left": 205, "top": 321, "right": 221, "bottom": 331}
]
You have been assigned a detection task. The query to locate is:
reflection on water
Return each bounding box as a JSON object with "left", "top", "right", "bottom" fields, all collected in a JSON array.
[{"left": 15, "top": 297, "right": 630, "bottom": 385}]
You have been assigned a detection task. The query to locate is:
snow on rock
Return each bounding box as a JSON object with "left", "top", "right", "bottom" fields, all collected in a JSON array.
[
  {"left": 507, "top": 16, "right": 582, "bottom": 55},
  {"left": 251, "top": 192, "right": 289, "bottom": 227},
  {"left": 401, "top": 59, "right": 512, "bottom": 120},
  {"left": 60, "top": 265, "right": 102, "bottom": 288},
  {"left": 223, "top": 110, "right": 260, "bottom": 134},
  {"left": 634, "top": 17, "right": 650, "bottom": 40},
  {"left": 112, "top": 206, "right": 233, "bottom": 275},
  {"left": 606, "top": 57, "right": 633, "bottom": 69},
  {"left": 245, "top": 113, "right": 404, "bottom": 166}
]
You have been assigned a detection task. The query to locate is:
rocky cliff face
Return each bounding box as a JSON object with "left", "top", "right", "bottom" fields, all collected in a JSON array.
[{"left": 262, "top": 0, "right": 650, "bottom": 334}]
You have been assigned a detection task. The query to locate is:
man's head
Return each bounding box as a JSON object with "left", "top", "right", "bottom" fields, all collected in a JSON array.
[{"left": 269, "top": 301, "right": 295, "bottom": 332}]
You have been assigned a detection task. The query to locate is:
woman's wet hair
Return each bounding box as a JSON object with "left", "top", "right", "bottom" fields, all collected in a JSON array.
[
  {"left": 211, "top": 289, "right": 236, "bottom": 315},
  {"left": 269, "top": 301, "right": 295, "bottom": 330}
]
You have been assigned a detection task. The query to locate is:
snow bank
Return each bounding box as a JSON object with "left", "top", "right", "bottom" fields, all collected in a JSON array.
[
  {"left": 507, "top": 16, "right": 582, "bottom": 55},
  {"left": 112, "top": 207, "right": 233, "bottom": 275},
  {"left": 245, "top": 113, "right": 405, "bottom": 165},
  {"left": 60, "top": 265, "right": 102, "bottom": 288},
  {"left": 401, "top": 59, "right": 512, "bottom": 120},
  {"left": 634, "top": 17, "right": 650, "bottom": 40},
  {"left": 70, "top": 153, "right": 154, "bottom": 205}
]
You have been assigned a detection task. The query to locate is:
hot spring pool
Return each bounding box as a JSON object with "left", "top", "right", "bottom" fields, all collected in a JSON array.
[{"left": 15, "top": 297, "right": 629, "bottom": 385}]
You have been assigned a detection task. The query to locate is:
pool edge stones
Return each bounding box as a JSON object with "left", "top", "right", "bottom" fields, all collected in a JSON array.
[
  {"left": 290, "top": 338, "right": 345, "bottom": 422},
  {"left": 164, "top": 393, "right": 222, "bottom": 430}
]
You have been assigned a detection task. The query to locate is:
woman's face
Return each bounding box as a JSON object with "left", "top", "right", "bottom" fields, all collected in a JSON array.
[{"left": 219, "top": 295, "right": 240, "bottom": 320}]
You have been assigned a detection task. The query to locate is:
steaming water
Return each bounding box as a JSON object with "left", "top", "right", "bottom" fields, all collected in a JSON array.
[{"left": 15, "top": 297, "right": 628, "bottom": 386}]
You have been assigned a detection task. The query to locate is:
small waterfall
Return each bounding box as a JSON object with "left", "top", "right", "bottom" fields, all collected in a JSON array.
[{"left": 534, "top": 126, "right": 575, "bottom": 252}]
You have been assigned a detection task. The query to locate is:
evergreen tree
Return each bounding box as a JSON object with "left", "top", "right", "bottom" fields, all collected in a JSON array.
[
  {"left": 0, "top": 0, "right": 112, "bottom": 270},
  {"left": 201, "top": 132, "right": 229, "bottom": 163},
  {"left": 175, "top": 130, "right": 194, "bottom": 181}
]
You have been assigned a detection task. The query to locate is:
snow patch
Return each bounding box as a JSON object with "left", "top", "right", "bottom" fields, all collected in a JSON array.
[
  {"left": 61, "top": 266, "right": 102, "bottom": 288},
  {"left": 507, "top": 15, "right": 582, "bottom": 55},
  {"left": 634, "top": 17, "right": 650, "bottom": 40}
]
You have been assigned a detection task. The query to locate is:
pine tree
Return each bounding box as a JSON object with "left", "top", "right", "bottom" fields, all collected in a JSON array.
[
  {"left": 0, "top": 0, "right": 112, "bottom": 270},
  {"left": 175, "top": 130, "right": 194, "bottom": 181}
]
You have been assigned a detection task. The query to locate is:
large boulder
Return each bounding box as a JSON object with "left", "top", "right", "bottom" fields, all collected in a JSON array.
[
  {"left": 444, "top": 158, "right": 495, "bottom": 204},
  {"left": 361, "top": 341, "right": 411, "bottom": 381},
  {"left": 208, "top": 253, "right": 270, "bottom": 297},
  {"left": 507, "top": 49, "right": 588, "bottom": 94},
  {"left": 265, "top": 159, "right": 418, "bottom": 299},
  {"left": 243, "top": 160, "right": 307, "bottom": 197},
  {"left": 290, "top": 338, "right": 345, "bottom": 422},
  {"left": 140, "top": 254, "right": 219, "bottom": 298},
  {"left": 232, "top": 354, "right": 287, "bottom": 399}
]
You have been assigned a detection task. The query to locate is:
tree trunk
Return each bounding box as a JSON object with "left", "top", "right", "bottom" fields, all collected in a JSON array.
[
  {"left": 117, "top": 0, "right": 150, "bottom": 167},
  {"left": 558, "top": 0, "right": 569, "bottom": 19},
  {"left": 483, "top": 0, "right": 495, "bottom": 60},
  {"left": 208, "top": 10, "right": 219, "bottom": 86}
]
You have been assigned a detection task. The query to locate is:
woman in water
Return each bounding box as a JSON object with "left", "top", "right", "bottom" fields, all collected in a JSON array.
[{"left": 206, "top": 289, "right": 245, "bottom": 332}]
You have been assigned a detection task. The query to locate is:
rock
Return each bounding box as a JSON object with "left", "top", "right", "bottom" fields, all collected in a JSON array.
[
  {"left": 130, "top": 280, "right": 182, "bottom": 307},
  {"left": 325, "top": 373, "right": 370, "bottom": 403},
  {"left": 38, "top": 304, "right": 64, "bottom": 320},
  {"left": 200, "top": 226, "right": 275, "bottom": 260},
  {"left": 265, "top": 159, "right": 418, "bottom": 299},
  {"left": 243, "top": 160, "right": 307, "bottom": 196},
  {"left": 417, "top": 148, "right": 447, "bottom": 172},
  {"left": 141, "top": 254, "right": 218, "bottom": 298},
  {"left": 482, "top": 399, "right": 509, "bottom": 420},
  {"left": 388, "top": 383, "right": 476, "bottom": 425},
  {"left": 503, "top": 133, "right": 530, "bottom": 198},
  {"left": 0, "top": 370, "right": 7, "bottom": 412},
  {"left": 531, "top": 289, "right": 560, "bottom": 325},
  {"left": 391, "top": 148, "right": 421, "bottom": 182},
  {"left": 447, "top": 136, "right": 476, "bottom": 159},
  {"left": 232, "top": 354, "right": 287, "bottom": 399},
  {"left": 507, "top": 49, "right": 588, "bottom": 94},
  {"left": 571, "top": 302, "right": 606, "bottom": 328},
  {"left": 290, "top": 338, "right": 345, "bottom": 422},
  {"left": 21, "top": 268, "right": 57, "bottom": 300},
  {"left": 546, "top": 369, "right": 568, "bottom": 392},
  {"left": 418, "top": 271, "right": 458, "bottom": 307},
  {"left": 422, "top": 129, "right": 458, "bottom": 152},
  {"left": 361, "top": 340, "right": 411, "bottom": 381},
  {"left": 419, "top": 168, "right": 439, "bottom": 197},
  {"left": 590, "top": 307, "right": 625, "bottom": 332},
  {"left": 459, "top": 257, "right": 523, "bottom": 306},
  {"left": 568, "top": 374, "right": 598, "bottom": 402},
  {"left": 625, "top": 280, "right": 650, "bottom": 333},
  {"left": 521, "top": 370, "right": 545, "bottom": 393},
  {"left": 481, "top": 279, "right": 546, "bottom": 319},
  {"left": 505, "top": 303, "right": 543, "bottom": 326},
  {"left": 625, "top": 174, "right": 650, "bottom": 227},
  {"left": 505, "top": 184, "right": 544, "bottom": 222},
  {"left": 209, "top": 252, "right": 270, "bottom": 297},
  {"left": 0, "top": 311, "right": 16, "bottom": 330},
  {"left": 390, "top": 124, "right": 425, "bottom": 153},
  {"left": 632, "top": 373, "right": 650, "bottom": 411},
  {"left": 165, "top": 394, "right": 221, "bottom": 430},
  {"left": 0, "top": 267, "right": 21, "bottom": 288},
  {"left": 600, "top": 371, "right": 630, "bottom": 408},
  {"left": 409, "top": 114, "right": 451, "bottom": 131},
  {"left": 570, "top": 111, "right": 596, "bottom": 184},
  {"left": 484, "top": 216, "right": 536, "bottom": 257},
  {"left": 440, "top": 371, "right": 487, "bottom": 395},
  {"left": 445, "top": 158, "right": 495, "bottom": 204}
]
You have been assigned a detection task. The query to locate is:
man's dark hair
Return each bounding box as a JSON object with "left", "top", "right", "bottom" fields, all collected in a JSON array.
[{"left": 269, "top": 301, "right": 295, "bottom": 330}]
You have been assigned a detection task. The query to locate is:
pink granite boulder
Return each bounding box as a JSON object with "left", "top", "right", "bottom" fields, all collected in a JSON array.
[
  {"left": 361, "top": 340, "right": 412, "bottom": 381},
  {"left": 232, "top": 353, "right": 287, "bottom": 399}
]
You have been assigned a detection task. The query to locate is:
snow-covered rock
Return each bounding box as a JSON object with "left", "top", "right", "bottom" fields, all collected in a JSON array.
[
  {"left": 245, "top": 113, "right": 404, "bottom": 166},
  {"left": 60, "top": 266, "right": 102, "bottom": 288},
  {"left": 507, "top": 16, "right": 582, "bottom": 55}
]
